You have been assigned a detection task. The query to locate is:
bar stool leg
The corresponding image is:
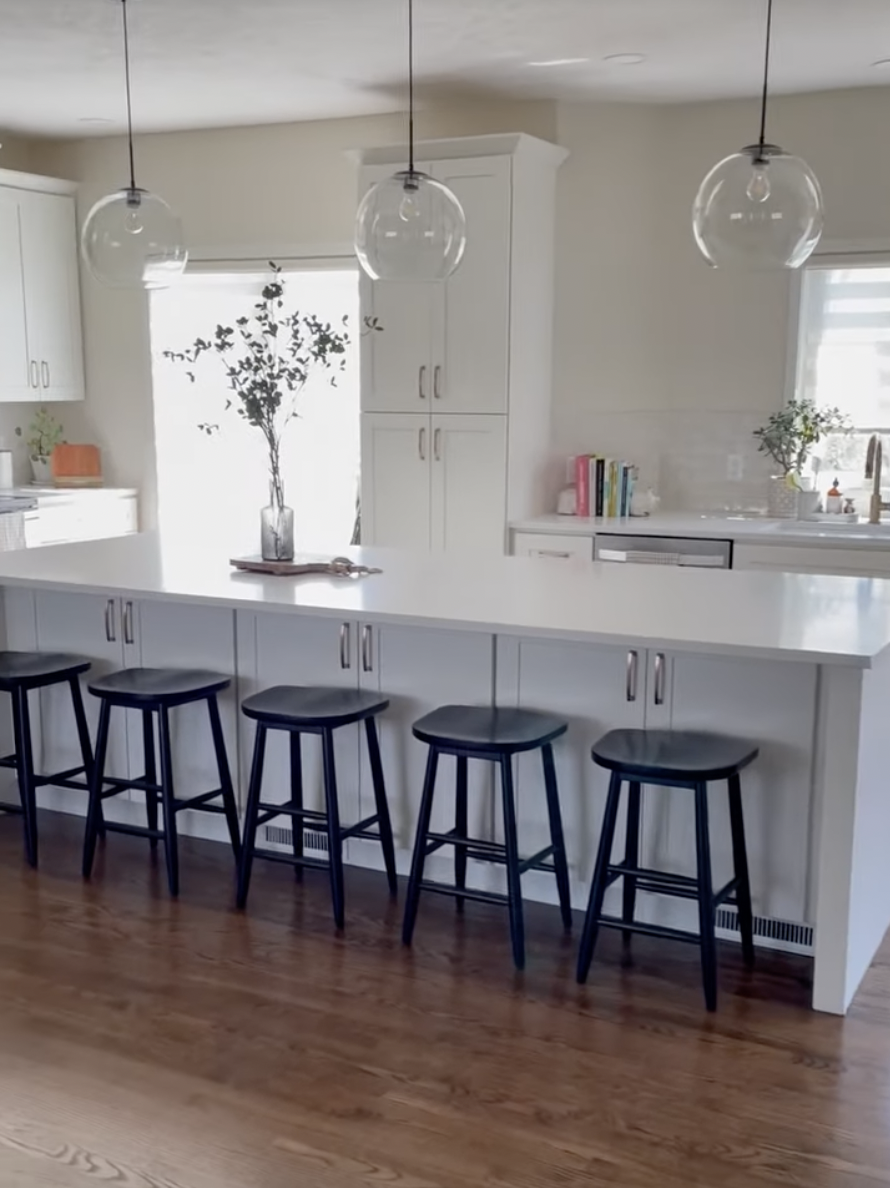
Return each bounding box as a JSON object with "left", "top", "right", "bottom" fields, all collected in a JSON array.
[
  {"left": 142, "top": 709, "right": 158, "bottom": 851},
  {"left": 157, "top": 706, "right": 180, "bottom": 898},
  {"left": 321, "top": 727, "right": 346, "bottom": 930},
  {"left": 499, "top": 754, "right": 526, "bottom": 971},
  {"left": 69, "top": 677, "right": 103, "bottom": 839},
  {"left": 207, "top": 695, "right": 241, "bottom": 862},
  {"left": 11, "top": 687, "right": 38, "bottom": 868},
  {"left": 542, "top": 743, "right": 572, "bottom": 931},
  {"left": 694, "top": 781, "right": 718, "bottom": 1012},
  {"left": 236, "top": 724, "right": 267, "bottom": 909},
  {"left": 83, "top": 700, "right": 111, "bottom": 878},
  {"left": 577, "top": 771, "right": 623, "bottom": 983},
  {"left": 402, "top": 746, "right": 439, "bottom": 946},
  {"left": 728, "top": 773, "right": 755, "bottom": 969},
  {"left": 622, "top": 781, "right": 642, "bottom": 947},
  {"left": 365, "top": 716, "right": 397, "bottom": 897},
  {"left": 289, "top": 731, "right": 304, "bottom": 881},
  {"left": 454, "top": 755, "right": 468, "bottom": 913}
]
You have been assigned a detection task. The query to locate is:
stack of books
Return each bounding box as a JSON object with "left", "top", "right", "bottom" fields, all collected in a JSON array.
[{"left": 573, "top": 455, "right": 635, "bottom": 518}]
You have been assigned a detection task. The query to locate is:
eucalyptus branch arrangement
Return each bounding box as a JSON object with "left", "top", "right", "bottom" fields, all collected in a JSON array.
[
  {"left": 753, "top": 398, "right": 850, "bottom": 476},
  {"left": 163, "top": 263, "right": 372, "bottom": 513}
]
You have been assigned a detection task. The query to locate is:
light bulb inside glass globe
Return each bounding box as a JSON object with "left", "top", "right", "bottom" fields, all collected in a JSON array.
[
  {"left": 693, "top": 143, "right": 824, "bottom": 270},
  {"left": 81, "top": 186, "right": 188, "bottom": 289},
  {"left": 355, "top": 170, "right": 467, "bottom": 282}
]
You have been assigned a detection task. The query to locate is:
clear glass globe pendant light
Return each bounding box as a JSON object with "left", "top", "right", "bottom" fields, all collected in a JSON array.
[
  {"left": 692, "top": 0, "right": 823, "bottom": 269},
  {"left": 81, "top": 0, "right": 187, "bottom": 289},
  {"left": 354, "top": 0, "right": 467, "bottom": 281}
]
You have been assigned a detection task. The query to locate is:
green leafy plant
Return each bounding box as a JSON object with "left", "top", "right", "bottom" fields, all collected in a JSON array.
[
  {"left": 753, "top": 398, "right": 850, "bottom": 476},
  {"left": 163, "top": 263, "right": 377, "bottom": 511},
  {"left": 16, "top": 408, "right": 65, "bottom": 459}
]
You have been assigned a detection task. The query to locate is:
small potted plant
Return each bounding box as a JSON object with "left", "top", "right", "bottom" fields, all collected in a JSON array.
[
  {"left": 753, "top": 398, "right": 850, "bottom": 518},
  {"left": 16, "top": 408, "right": 65, "bottom": 485}
]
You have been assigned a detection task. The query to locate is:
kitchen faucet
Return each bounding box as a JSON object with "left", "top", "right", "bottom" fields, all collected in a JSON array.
[{"left": 865, "top": 434, "right": 890, "bottom": 524}]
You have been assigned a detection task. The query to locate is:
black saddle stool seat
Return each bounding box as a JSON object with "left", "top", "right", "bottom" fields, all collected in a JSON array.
[
  {"left": 577, "top": 728, "right": 760, "bottom": 1011},
  {"left": 82, "top": 668, "right": 240, "bottom": 896},
  {"left": 237, "top": 686, "right": 397, "bottom": 930},
  {"left": 0, "top": 651, "right": 94, "bottom": 868},
  {"left": 402, "top": 705, "right": 572, "bottom": 970}
]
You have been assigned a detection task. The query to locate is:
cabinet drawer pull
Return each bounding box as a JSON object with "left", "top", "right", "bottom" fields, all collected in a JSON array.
[
  {"left": 535, "top": 549, "right": 571, "bottom": 559},
  {"left": 654, "top": 652, "right": 666, "bottom": 706},
  {"left": 418, "top": 426, "right": 426, "bottom": 461},
  {"left": 123, "top": 600, "right": 135, "bottom": 645},
  {"left": 41, "top": 361, "right": 50, "bottom": 389},
  {"left": 29, "top": 360, "right": 39, "bottom": 389},
  {"left": 339, "top": 622, "right": 351, "bottom": 670},
  {"left": 433, "top": 364, "right": 442, "bottom": 399},
  {"left": 362, "top": 624, "right": 373, "bottom": 673},
  {"left": 434, "top": 427, "right": 441, "bottom": 461},
  {"left": 626, "top": 649, "right": 638, "bottom": 703},
  {"left": 418, "top": 365, "right": 427, "bottom": 400},
  {"left": 104, "top": 599, "right": 116, "bottom": 643}
]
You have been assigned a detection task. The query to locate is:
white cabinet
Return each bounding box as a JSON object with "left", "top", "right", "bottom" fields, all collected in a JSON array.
[
  {"left": 360, "top": 413, "right": 430, "bottom": 550},
  {"left": 359, "top": 135, "right": 567, "bottom": 551},
  {"left": 24, "top": 489, "right": 139, "bottom": 549},
  {"left": 362, "top": 412, "right": 506, "bottom": 554},
  {"left": 0, "top": 189, "right": 31, "bottom": 401},
  {"left": 0, "top": 173, "right": 85, "bottom": 403},
  {"left": 734, "top": 542, "right": 890, "bottom": 577},
  {"left": 512, "top": 532, "right": 594, "bottom": 561}
]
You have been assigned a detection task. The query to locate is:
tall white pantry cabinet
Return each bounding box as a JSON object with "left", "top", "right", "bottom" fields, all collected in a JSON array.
[{"left": 358, "top": 134, "right": 567, "bottom": 553}]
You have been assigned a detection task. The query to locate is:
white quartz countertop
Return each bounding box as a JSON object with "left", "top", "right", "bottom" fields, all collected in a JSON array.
[
  {"left": 511, "top": 512, "right": 890, "bottom": 549},
  {"left": 0, "top": 533, "right": 889, "bottom": 668}
]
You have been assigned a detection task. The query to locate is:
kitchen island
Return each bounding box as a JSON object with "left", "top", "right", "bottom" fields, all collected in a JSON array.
[{"left": 0, "top": 532, "right": 888, "bottom": 1015}]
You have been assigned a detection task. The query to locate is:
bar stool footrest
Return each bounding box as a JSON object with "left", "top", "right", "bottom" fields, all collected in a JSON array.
[
  {"left": 174, "top": 788, "right": 226, "bottom": 812},
  {"left": 101, "top": 821, "right": 165, "bottom": 842},
  {"left": 256, "top": 802, "right": 328, "bottom": 828},
  {"left": 606, "top": 862, "right": 738, "bottom": 907},
  {"left": 253, "top": 848, "right": 331, "bottom": 872},
  {"left": 418, "top": 880, "right": 509, "bottom": 909},
  {"left": 597, "top": 914, "right": 704, "bottom": 946}
]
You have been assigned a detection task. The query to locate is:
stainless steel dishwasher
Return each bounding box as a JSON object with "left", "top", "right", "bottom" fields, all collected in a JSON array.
[{"left": 594, "top": 533, "right": 733, "bottom": 569}]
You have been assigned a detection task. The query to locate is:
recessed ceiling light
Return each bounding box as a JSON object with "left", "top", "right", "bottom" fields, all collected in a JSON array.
[
  {"left": 603, "top": 53, "right": 647, "bottom": 66},
  {"left": 872, "top": 58, "right": 890, "bottom": 68},
  {"left": 527, "top": 57, "right": 590, "bottom": 68}
]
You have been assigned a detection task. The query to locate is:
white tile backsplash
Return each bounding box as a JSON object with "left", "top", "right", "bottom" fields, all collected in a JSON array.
[{"left": 565, "top": 409, "right": 776, "bottom": 513}]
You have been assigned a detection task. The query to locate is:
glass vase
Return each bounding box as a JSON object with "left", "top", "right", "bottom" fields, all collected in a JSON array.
[{"left": 260, "top": 484, "right": 294, "bottom": 562}]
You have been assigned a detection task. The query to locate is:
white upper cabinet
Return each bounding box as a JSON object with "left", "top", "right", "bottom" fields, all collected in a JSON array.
[
  {"left": 0, "top": 189, "right": 31, "bottom": 401},
  {"left": 431, "top": 156, "right": 511, "bottom": 414},
  {"left": 19, "top": 190, "right": 85, "bottom": 402},
  {"left": 0, "top": 173, "right": 86, "bottom": 403}
]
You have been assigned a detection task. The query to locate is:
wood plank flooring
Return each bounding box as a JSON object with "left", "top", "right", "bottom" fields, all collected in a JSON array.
[{"left": 0, "top": 811, "right": 888, "bottom": 1188}]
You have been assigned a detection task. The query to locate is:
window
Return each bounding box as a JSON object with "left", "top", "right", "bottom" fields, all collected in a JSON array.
[
  {"left": 150, "top": 263, "right": 360, "bottom": 553},
  {"left": 795, "top": 259, "right": 890, "bottom": 494}
]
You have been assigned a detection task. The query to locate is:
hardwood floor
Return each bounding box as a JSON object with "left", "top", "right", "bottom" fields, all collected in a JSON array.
[{"left": 0, "top": 811, "right": 888, "bottom": 1188}]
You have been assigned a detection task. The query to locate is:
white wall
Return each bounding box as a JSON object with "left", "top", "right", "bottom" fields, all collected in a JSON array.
[{"left": 24, "top": 84, "right": 890, "bottom": 518}]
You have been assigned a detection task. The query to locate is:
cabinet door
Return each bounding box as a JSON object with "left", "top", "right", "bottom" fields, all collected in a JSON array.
[
  {"left": 19, "top": 191, "right": 85, "bottom": 402},
  {"left": 646, "top": 651, "right": 818, "bottom": 927},
  {"left": 360, "top": 163, "right": 437, "bottom": 414},
  {"left": 432, "top": 156, "right": 511, "bottom": 414},
  {"left": 0, "top": 189, "right": 33, "bottom": 402},
  {"left": 360, "top": 412, "right": 431, "bottom": 548},
  {"left": 512, "top": 532, "right": 594, "bottom": 560},
  {"left": 131, "top": 599, "right": 238, "bottom": 844},
  {"left": 431, "top": 414, "right": 506, "bottom": 553},
  {"left": 237, "top": 611, "right": 360, "bottom": 856},
  {"left": 33, "top": 590, "right": 130, "bottom": 819},
  {"left": 358, "top": 622, "right": 495, "bottom": 876},
  {"left": 496, "top": 636, "right": 646, "bottom": 910}
]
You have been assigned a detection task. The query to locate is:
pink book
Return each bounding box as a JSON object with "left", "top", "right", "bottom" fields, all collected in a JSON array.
[{"left": 574, "top": 455, "right": 590, "bottom": 517}]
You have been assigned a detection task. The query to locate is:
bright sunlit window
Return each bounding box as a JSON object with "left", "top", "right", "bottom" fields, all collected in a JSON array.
[
  {"left": 795, "top": 260, "right": 890, "bottom": 493},
  {"left": 150, "top": 263, "right": 360, "bottom": 554}
]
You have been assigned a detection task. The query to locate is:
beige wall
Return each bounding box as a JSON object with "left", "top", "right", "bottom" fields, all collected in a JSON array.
[{"left": 21, "top": 84, "right": 890, "bottom": 516}]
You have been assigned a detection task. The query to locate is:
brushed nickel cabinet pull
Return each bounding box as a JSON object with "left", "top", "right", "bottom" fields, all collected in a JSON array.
[
  {"left": 362, "top": 624, "right": 373, "bottom": 673},
  {"left": 123, "top": 601, "right": 135, "bottom": 646},
  {"left": 418, "top": 426, "right": 426, "bottom": 461},
  {"left": 434, "top": 427, "right": 441, "bottom": 461},
  {"left": 339, "top": 622, "right": 351, "bottom": 669},
  {"left": 41, "top": 360, "right": 50, "bottom": 389},
  {"left": 418, "top": 365, "right": 427, "bottom": 400},
  {"left": 29, "top": 360, "right": 38, "bottom": 389},
  {"left": 626, "top": 650, "right": 639, "bottom": 703},
  {"left": 104, "top": 599, "right": 116, "bottom": 643},
  {"left": 433, "top": 364, "right": 442, "bottom": 399},
  {"left": 654, "top": 652, "right": 666, "bottom": 706}
]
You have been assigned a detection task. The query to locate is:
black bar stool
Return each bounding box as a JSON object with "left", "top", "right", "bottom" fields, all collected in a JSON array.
[
  {"left": 0, "top": 651, "right": 93, "bottom": 867},
  {"left": 237, "top": 686, "right": 397, "bottom": 930},
  {"left": 576, "top": 729, "right": 759, "bottom": 1011},
  {"left": 82, "top": 668, "right": 241, "bottom": 896},
  {"left": 402, "top": 705, "right": 572, "bottom": 970}
]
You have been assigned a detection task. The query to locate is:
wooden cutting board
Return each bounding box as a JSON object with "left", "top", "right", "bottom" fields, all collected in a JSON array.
[{"left": 51, "top": 443, "right": 102, "bottom": 486}]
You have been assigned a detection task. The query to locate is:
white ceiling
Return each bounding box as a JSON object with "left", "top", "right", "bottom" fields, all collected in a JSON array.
[{"left": 2, "top": 0, "right": 890, "bottom": 138}]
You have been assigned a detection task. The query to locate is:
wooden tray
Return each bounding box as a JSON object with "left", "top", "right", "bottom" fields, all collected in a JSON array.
[{"left": 230, "top": 555, "right": 381, "bottom": 578}]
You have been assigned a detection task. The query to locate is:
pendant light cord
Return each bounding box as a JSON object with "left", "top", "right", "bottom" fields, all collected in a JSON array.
[
  {"left": 121, "top": 0, "right": 137, "bottom": 192},
  {"left": 407, "top": 0, "right": 415, "bottom": 175},
  {"left": 757, "top": 0, "right": 774, "bottom": 150}
]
